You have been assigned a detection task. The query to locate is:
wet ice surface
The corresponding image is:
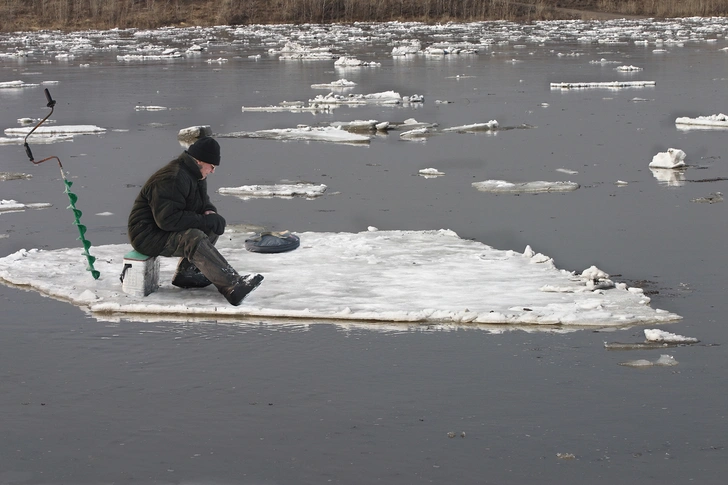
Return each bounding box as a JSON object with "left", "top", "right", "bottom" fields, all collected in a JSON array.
[
  {"left": 0, "top": 229, "right": 681, "bottom": 326},
  {"left": 1, "top": 16, "right": 728, "bottom": 485}
]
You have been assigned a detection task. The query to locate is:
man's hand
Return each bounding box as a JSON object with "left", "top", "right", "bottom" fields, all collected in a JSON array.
[{"left": 204, "top": 213, "right": 226, "bottom": 235}]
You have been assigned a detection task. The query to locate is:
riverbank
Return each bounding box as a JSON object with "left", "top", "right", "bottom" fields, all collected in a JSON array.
[{"left": 1, "top": 0, "right": 726, "bottom": 33}]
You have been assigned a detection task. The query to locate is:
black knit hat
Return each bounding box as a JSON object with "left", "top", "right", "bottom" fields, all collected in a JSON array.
[{"left": 186, "top": 136, "right": 220, "bottom": 166}]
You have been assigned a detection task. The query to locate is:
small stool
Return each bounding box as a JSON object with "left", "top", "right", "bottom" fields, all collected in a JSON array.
[{"left": 120, "top": 250, "right": 160, "bottom": 297}]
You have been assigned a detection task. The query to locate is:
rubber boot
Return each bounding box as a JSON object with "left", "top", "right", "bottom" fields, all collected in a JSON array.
[
  {"left": 190, "top": 238, "right": 264, "bottom": 306},
  {"left": 171, "top": 258, "right": 212, "bottom": 288}
]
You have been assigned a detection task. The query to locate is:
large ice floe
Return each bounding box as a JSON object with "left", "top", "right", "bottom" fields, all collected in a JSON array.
[{"left": 0, "top": 229, "right": 681, "bottom": 328}]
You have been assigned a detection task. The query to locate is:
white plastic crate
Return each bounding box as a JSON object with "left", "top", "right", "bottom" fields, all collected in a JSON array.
[{"left": 120, "top": 250, "right": 159, "bottom": 297}]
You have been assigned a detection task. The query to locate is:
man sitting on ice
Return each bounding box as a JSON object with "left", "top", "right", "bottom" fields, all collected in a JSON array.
[{"left": 127, "top": 136, "right": 263, "bottom": 305}]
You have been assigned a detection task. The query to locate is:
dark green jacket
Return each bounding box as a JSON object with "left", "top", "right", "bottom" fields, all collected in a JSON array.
[{"left": 128, "top": 152, "right": 217, "bottom": 256}]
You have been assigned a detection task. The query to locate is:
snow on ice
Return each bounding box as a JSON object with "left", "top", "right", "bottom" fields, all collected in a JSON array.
[{"left": 0, "top": 229, "right": 681, "bottom": 328}]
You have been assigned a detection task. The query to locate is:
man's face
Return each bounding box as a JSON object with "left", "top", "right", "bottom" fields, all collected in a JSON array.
[{"left": 197, "top": 160, "right": 216, "bottom": 180}]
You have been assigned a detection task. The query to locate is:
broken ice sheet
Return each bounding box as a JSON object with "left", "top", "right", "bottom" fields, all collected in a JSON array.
[{"left": 0, "top": 229, "right": 681, "bottom": 328}]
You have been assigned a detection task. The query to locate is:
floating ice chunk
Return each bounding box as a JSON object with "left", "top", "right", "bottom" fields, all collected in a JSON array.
[
  {"left": 135, "top": 105, "right": 168, "bottom": 111},
  {"left": 590, "top": 58, "right": 620, "bottom": 64},
  {"left": 0, "top": 172, "right": 32, "bottom": 181},
  {"left": 0, "top": 134, "right": 73, "bottom": 145},
  {"left": 403, "top": 94, "right": 424, "bottom": 103},
  {"left": 424, "top": 44, "right": 477, "bottom": 56},
  {"left": 619, "top": 354, "right": 678, "bottom": 367},
  {"left": 0, "top": 80, "right": 39, "bottom": 89},
  {"left": 644, "top": 329, "right": 699, "bottom": 343},
  {"left": 241, "top": 103, "right": 334, "bottom": 113},
  {"left": 17, "top": 117, "right": 57, "bottom": 125},
  {"left": 330, "top": 120, "right": 388, "bottom": 132},
  {"left": 178, "top": 125, "right": 212, "bottom": 140},
  {"left": 309, "top": 91, "right": 406, "bottom": 105},
  {"left": 442, "top": 121, "right": 499, "bottom": 132},
  {"left": 311, "top": 78, "right": 357, "bottom": 89},
  {"left": 691, "top": 192, "right": 723, "bottom": 204},
  {"left": 219, "top": 126, "right": 370, "bottom": 145},
  {"left": 4, "top": 125, "right": 106, "bottom": 136},
  {"left": 392, "top": 118, "right": 438, "bottom": 131},
  {"left": 117, "top": 52, "right": 183, "bottom": 61},
  {"left": 649, "top": 148, "right": 686, "bottom": 168},
  {"left": 273, "top": 42, "right": 335, "bottom": 60},
  {"left": 556, "top": 168, "right": 578, "bottom": 175},
  {"left": 550, "top": 81, "right": 656, "bottom": 89},
  {"left": 675, "top": 113, "right": 728, "bottom": 128},
  {"left": 218, "top": 183, "right": 327, "bottom": 199},
  {"left": 399, "top": 127, "right": 432, "bottom": 140},
  {"left": 419, "top": 168, "right": 445, "bottom": 177},
  {"left": 472, "top": 180, "right": 580, "bottom": 193},
  {"left": 334, "top": 56, "right": 380, "bottom": 67},
  {"left": 0, "top": 200, "right": 51, "bottom": 213}
]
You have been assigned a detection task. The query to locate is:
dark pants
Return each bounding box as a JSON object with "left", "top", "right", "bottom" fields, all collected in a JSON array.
[{"left": 160, "top": 228, "right": 218, "bottom": 260}]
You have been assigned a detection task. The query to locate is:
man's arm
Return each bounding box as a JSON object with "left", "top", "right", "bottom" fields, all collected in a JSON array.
[{"left": 148, "top": 181, "right": 207, "bottom": 232}]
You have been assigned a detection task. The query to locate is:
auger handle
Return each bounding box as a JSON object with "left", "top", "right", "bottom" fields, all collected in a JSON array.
[{"left": 44, "top": 88, "right": 56, "bottom": 108}]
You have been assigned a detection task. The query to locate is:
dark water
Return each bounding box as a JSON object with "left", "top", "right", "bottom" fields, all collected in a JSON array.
[{"left": 1, "top": 19, "right": 727, "bottom": 484}]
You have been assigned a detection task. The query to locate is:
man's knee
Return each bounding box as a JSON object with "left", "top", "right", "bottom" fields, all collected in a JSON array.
[
  {"left": 179, "top": 229, "right": 209, "bottom": 259},
  {"left": 161, "top": 228, "right": 210, "bottom": 259}
]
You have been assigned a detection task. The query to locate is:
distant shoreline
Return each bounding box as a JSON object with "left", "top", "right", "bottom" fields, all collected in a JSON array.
[{"left": 1, "top": 0, "right": 726, "bottom": 33}]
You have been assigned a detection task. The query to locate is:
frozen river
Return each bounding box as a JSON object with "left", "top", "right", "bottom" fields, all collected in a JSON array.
[{"left": 1, "top": 17, "right": 727, "bottom": 484}]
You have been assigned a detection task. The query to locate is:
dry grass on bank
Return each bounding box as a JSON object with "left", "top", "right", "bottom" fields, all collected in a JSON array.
[
  {"left": 596, "top": 0, "right": 727, "bottom": 17},
  {"left": 0, "top": 0, "right": 726, "bottom": 32}
]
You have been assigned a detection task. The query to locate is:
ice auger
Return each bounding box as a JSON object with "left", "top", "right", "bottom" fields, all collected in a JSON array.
[{"left": 23, "top": 89, "right": 100, "bottom": 280}]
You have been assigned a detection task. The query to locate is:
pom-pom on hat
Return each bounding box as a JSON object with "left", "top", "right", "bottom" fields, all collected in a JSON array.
[{"left": 186, "top": 136, "right": 220, "bottom": 166}]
